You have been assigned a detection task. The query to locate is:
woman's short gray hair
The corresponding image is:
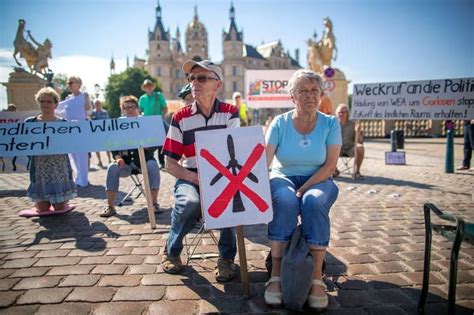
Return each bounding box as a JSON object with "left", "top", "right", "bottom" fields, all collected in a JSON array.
[
  {"left": 287, "top": 69, "right": 323, "bottom": 96},
  {"left": 35, "top": 87, "right": 60, "bottom": 104}
]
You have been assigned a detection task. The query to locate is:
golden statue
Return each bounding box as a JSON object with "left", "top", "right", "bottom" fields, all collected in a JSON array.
[
  {"left": 307, "top": 17, "right": 337, "bottom": 74},
  {"left": 13, "top": 19, "right": 52, "bottom": 75}
]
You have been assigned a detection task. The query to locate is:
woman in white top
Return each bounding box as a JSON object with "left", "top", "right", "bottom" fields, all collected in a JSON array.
[{"left": 56, "top": 76, "right": 91, "bottom": 187}]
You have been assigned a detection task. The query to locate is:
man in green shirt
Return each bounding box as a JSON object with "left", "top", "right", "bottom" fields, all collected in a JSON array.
[
  {"left": 138, "top": 79, "right": 168, "bottom": 116},
  {"left": 138, "top": 79, "right": 168, "bottom": 169}
]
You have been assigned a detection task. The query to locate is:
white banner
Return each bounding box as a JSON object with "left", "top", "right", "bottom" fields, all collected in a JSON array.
[
  {"left": 245, "top": 70, "right": 297, "bottom": 109},
  {"left": 0, "top": 116, "right": 166, "bottom": 157},
  {"left": 351, "top": 78, "right": 474, "bottom": 120},
  {"left": 0, "top": 111, "right": 41, "bottom": 124},
  {"left": 195, "top": 126, "right": 273, "bottom": 229}
]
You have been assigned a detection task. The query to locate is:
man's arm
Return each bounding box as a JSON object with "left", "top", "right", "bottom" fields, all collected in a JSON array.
[
  {"left": 165, "top": 156, "right": 199, "bottom": 185},
  {"left": 160, "top": 93, "right": 168, "bottom": 116}
]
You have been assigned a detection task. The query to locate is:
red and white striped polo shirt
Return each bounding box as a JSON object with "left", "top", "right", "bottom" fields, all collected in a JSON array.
[{"left": 163, "top": 99, "right": 239, "bottom": 170}]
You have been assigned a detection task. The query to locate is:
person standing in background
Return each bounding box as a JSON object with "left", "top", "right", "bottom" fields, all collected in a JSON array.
[
  {"left": 138, "top": 79, "right": 168, "bottom": 169},
  {"left": 457, "top": 120, "right": 474, "bottom": 171},
  {"left": 91, "top": 100, "right": 112, "bottom": 168},
  {"left": 55, "top": 76, "right": 90, "bottom": 187},
  {"left": 178, "top": 83, "right": 193, "bottom": 106},
  {"left": 233, "top": 91, "right": 249, "bottom": 126}
]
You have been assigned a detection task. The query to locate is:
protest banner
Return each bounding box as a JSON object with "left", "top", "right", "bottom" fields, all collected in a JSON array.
[
  {"left": 245, "top": 70, "right": 296, "bottom": 108},
  {"left": 0, "top": 115, "right": 166, "bottom": 158},
  {"left": 0, "top": 111, "right": 40, "bottom": 172},
  {"left": 351, "top": 78, "right": 474, "bottom": 120},
  {"left": 0, "top": 115, "right": 166, "bottom": 228},
  {"left": 195, "top": 126, "right": 273, "bottom": 297}
]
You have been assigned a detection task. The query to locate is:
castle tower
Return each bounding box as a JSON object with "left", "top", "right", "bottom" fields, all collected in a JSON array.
[
  {"left": 110, "top": 55, "right": 115, "bottom": 75},
  {"left": 146, "top": 0, "right": 173, "bottom": 97},
  {"left": 170, "top": 27, "right": 186, "bottom": 96},
  {"left": 222, "top": 2, "right": 245, "bottom": 99},
  {"left": 185, "top": 6, "right": 208, "bottom": 61}
]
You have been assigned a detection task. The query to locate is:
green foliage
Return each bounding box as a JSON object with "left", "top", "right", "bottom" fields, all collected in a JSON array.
[
  {"left": 51, "top": 73, "right": 69, "bottom": 100},
  {"left": 104, "top": 67, "right": 161, "bottom": 118}
]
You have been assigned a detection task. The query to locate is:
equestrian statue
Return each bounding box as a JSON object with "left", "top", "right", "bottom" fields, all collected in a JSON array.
[{"left": 13, "top": 19, "right": 53, "bottom": 76}]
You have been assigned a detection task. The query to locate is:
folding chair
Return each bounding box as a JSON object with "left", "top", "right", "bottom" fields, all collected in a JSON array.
[
  {"left": 337, "top": 154, "right": 354, "bottom": 177},
  {"left": 184, "top": 220, "right": 219, "bottom": 264},
  {"left": 118, "top": 170, "right": 145, "bottom": 206}
]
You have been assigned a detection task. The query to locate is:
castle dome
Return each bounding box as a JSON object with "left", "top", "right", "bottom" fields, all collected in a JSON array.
[{"left": 186, "top": 5, "right": 208, "bottom": 38}]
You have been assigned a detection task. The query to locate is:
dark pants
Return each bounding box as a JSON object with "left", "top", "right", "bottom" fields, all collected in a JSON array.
[
  {"left": 158, "top": 146, "right": 165, "bottom": 168},
  {"left": 462, "top": 122, "right": 474, "bottom": 168}
]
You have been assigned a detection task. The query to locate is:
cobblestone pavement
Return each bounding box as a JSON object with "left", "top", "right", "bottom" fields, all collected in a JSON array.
[{"left": 0, "top": 138, "right": 473, "bottom": 314}]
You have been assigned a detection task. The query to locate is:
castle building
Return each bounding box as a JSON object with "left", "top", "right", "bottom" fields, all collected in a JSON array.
[{"left": 134, "top": 3, "right": 301, "bottom": 100}]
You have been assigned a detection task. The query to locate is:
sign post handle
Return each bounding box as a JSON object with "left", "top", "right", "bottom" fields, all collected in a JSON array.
[
  {"left": 236, "top": 225, "right": 250, "bottom": 297},
  {"left": 137, "top": 147, "right": 156, "bottom": 229}
]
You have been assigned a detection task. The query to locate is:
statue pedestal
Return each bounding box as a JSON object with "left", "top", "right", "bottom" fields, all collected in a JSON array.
[
  {"left": 2, "top": 70, "right": 47, "bottom": 110},
  {"left": 322, "top": 68, "right": 349, "bottom": 114}
]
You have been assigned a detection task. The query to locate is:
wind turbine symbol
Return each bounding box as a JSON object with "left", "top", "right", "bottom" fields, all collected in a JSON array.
[{"left": 209, "top": 134, "right": 259, "bottom": 212}]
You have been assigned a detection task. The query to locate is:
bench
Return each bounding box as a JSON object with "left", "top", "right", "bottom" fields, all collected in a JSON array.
[{"left": 418, "top": 203, "right": 474, "bottom": 314}]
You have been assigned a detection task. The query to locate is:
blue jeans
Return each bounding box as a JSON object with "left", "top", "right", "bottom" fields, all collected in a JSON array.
[
  {"left": 166, "top": 179, "right": 237, "bottom": 259},
  {"left": 105, "top": 160, "right": 160, "bottom": 192},
  {"left": 268, "top": 176, "right": 339, "bottom": 247}
]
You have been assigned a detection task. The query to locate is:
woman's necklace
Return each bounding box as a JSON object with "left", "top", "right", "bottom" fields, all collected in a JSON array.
[{"left": 294, "top": 114, "right": 316, "bottom": 148}]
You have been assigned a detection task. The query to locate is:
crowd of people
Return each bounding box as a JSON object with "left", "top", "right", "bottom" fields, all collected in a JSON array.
[{"left": 19, "top": 59, "right": 376, "bottom": 311}]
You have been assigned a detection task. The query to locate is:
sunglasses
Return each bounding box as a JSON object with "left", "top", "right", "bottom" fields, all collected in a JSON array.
[
  {"left": 67, "top": 81, "right": 76, "bottom": 85},
  {"left": 187, "top": 74, "right": 219, "bottom": 83},
  {"left": 123, "top": 105, "right": 136, "bottom": 110}
]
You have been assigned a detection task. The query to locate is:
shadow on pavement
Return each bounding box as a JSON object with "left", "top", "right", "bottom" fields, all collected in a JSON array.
[
  {"left": 0, "top": 189, "right": 26, "bottom": 198},
  {"left": 334, "top": 175, "right": 434, "bottom": 190},
  {"left": 23, "top": 211, "right": 121, "bottom": 251},
  {"left": 114, "top": 206, "right": 172, "bottom": 227},
  {"left": 331, "top": 277, "right": 473, "bottom": 314}
]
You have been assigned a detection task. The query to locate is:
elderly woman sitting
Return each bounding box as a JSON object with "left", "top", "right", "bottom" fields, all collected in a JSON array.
[{"left": 264, "top": 69, "right": 341, "bottom": 310}]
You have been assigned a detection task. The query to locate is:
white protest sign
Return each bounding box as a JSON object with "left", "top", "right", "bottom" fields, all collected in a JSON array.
[
  {"left": 0, "top": 116, "right": 166, "bottom": 158},
  {"left": 352, "top": 78, "right": 474, "bottom": 120},
  {"left": 245, "top": 70, "right": 296, "bottom": 109},
  {"left": 195, "top": 126, "right": 273, "bottom": 229}
]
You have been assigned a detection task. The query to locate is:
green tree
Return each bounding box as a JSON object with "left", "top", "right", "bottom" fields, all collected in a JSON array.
[
  {"left": 51, "top": 73, "right": 70, "bottom": 100},
  {"left": 105, "top": 67, "right": 161, "bottom": 118}
]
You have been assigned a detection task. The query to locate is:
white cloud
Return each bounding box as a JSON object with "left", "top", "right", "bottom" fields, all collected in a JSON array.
[
  {"left": 0, "top": 48, "right": 126, "bottom": 109},
  {"left": 49, "top": 55, "right": 126, "bottom": 95}
]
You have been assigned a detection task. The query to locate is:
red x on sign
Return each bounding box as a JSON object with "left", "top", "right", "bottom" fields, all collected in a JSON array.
[{"left": 200, "top": 143, "right": 269, "bottom": 218}]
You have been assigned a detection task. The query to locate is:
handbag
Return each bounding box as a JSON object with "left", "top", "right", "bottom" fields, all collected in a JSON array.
[{"left": 280, "top": 225, "right": 314, "bottom": 311}]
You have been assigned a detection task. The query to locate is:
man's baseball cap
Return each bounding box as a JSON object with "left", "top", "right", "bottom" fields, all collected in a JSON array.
[{"left": 182, "top": 60, "right": 223, "bottom": 81}]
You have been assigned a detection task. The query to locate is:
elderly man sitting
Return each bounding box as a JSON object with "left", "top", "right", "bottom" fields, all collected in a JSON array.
[
  {"left": 334, "top": 103, "right": 365, "bottom": 179},
  {"left": 162, "top": 60, "right": 240, "bottom": 282},
  {"left": 100, "top": 95, "right": 161, "bottom": 217}
]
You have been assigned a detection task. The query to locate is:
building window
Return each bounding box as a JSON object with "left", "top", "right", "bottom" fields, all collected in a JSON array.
[
  {"left": 232, "top": 66, "right": 237, "bottom": 76},
  {"left": 232, "top": 81, "right": 237, "bottom": 92},
  {"left": 175, "top": 70, "right": 180, "bottom": 80},
  {"left": 157, "top": 44, "right": 160, "bottom": 50},
  {"left": 157, "top": 67, "right": 161, "bottom": 76}
]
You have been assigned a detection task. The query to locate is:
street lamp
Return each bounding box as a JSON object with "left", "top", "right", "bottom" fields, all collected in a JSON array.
[{"left": 94, "top": 83, "right": 100, "bottom": 100}]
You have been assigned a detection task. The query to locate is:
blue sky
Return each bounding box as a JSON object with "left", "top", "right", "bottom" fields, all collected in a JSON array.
[{"left": 0, "top": 0, "right": 473, "bottom": 109}]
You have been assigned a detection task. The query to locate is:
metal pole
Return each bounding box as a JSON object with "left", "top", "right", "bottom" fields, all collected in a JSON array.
[
  {"left": 445, "top": 129, "right": 454, "bottom": 173},
  {"left": 390, "top": 130, "right": 397, "bottom": 152}
]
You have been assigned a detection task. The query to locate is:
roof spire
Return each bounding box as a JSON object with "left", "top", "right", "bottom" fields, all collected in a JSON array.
[
  {"left": 194, "top": 5, "right": 198, "bottom": 21},
  {"left": 156, "top": 0, "right": 161, "bottom": 20},
  {"left": 230, "top": 1, "right": 235, "bottom": 20}
]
